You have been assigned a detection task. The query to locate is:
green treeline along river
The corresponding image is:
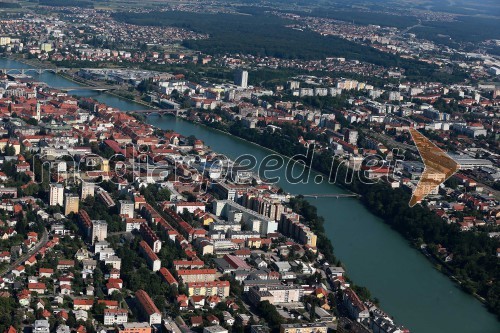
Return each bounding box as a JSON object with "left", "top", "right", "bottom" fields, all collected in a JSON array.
[{"left": 1, "top": 58, "right": 498, "bottom": 333}]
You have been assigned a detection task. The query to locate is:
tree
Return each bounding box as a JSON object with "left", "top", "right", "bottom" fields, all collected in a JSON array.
[
  {"left": 137, "top": 79, "right": 153, "bottom": 93},
  {"left": 257, "top": 301, "right": 283, "bottom": 330},
  {"left": 26, "top": 118, "right": 38, "bottom": 126},
  {"left": 0, "top": 297, "right": 16, "bottom": 331},
  {"left": 4, "top": 143, "right": 16, "bottom": 156}
]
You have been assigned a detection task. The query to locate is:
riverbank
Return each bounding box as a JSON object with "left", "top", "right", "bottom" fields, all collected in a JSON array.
[
  {"left": 138, "top": 112, "right": 361, "bottom": 197},
  {"left": 4, "top": 55, "right": 155, "bottom": 109},
  {"left": 146, "top": 114, "right": 500, "bottom": 332},
  {"left": 210, "top": 118, "right": 489, "bottom": 305},
  {"left": 56, "top": 71, "right": 155, "bottom": 109},
  {"left": 2, "top": 56, "right": 498, "bottom": 332},
  {"left": 7, "top": 54, "right": 57, "bottom": 69},
  {"left": 153, "top": 114, "right": 499, "bottom": 318}
]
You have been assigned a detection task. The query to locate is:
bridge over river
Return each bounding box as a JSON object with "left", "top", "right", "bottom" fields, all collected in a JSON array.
[
  {"left": 299, "top": 193, "right": 360, "bottom": 199},
  {"left": 128, "top": 109, "right": 188, "bottom": 117},
  {"left": 0, "top": 67, "right": 69, "bottom": 75}
]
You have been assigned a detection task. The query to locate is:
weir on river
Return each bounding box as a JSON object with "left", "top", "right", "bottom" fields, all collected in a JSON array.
[{"left": 1, "top": 57, "right": 498, "bottom": 333}]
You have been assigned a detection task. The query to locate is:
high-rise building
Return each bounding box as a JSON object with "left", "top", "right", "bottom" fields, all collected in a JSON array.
[
  {"left": 119, "top": 200, "right": 135, "bottom": 218},
  {"left": 35, "top": 102, "right": 41, "bottom": 121},
  {"left": 286, "top": 81, "right": 300, "bottom": 90},
  {"left": 91, "top": 220, "right": 108, "bottom": 245},
  {"left": 388, "top": 91, "right": 401, "bottom": 101},
  {"left": 81, "top": 183, "right": 95, "bottom": 200},
  {"left": 101, "top": 159, "right": 110, "bottom": 172},
  {"left": 0, "top": 37, "right": 11, "bottom": 46},
  {"left": 64, "top": 194, "right": 79, "bottom": 215},
  {"left": 234, "top": 69, "right": 248, "bottom": 88},
  {"left": 493, "top": 88, "right": 500, "bottom": 99},
  {"left": 344, "top": 129, "right": 358, "bottom": 145},
  {"left": 49, "top": 184, "right": 64, "bottom": 206}
]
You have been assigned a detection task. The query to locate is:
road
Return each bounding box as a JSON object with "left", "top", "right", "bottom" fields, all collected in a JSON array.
[
  {"left": 400, "top": 19, "right": 423, "bottom": 36},
  {"left": 0, "top": 228, "right": 49, "bottom": 277},
  {"left": 239, "top": 295, "right": 260, "bottom": 322}
]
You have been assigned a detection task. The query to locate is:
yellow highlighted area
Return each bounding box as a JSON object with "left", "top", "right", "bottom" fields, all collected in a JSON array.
[{"left": 408, "top": 128, "right": 460, "bottom": 207}]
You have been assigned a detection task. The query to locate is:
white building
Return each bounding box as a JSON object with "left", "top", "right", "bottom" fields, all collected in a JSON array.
[
  {"left": 488, "top": 66, "right": 500, "bottom": 76},
  {"left": 175, "top": 202, "right": 205, "bottom": 214},
  {"left": 104, "top": 256, "right": 122, "bottom": 270},
  {"left": 34, "top": 320, "right": 50, "bottom": 333},
  {"left": 213, "top": 200, "right": 277, "bottom": 236},
  {"left": 204, "top": 325, "right": 229, "bottom": 333},
  {"left": 234, "top": 69, "right": 248, "bottom": 88},
  {"left": 0, "top": 37, "right": 11, "bottom": 46},
  {"left": 56, "top": 325, "right": 71, "bottom": 333},
  {"left": 136, "top": 289, "right": 162, "bottom": 325},
  {"left": 49, "top": 183, "right": 64, "bottom": 206},
  {"left": 92, "top": 220, "right": 108, "bottom": 244},
  {"left": 81, "top": 183, "right": 95, "bottom": 199},
  {"left": 314, "top": 87, "right": 328, "bottom": 96},
  {"left": 104, "top": 309, "right": 128, "bottom": 326},
  {"left": 125, "top": 219, "right": 144, "bottom": 232},
  {"left": 299, "top": 88, "right": 314, "bottom": 97},
  {"left": 119, "top": 200, "right": 135, "bottom": 218},
  {"left": 388, "top": 91, "right": 401, "bottom": 101}
]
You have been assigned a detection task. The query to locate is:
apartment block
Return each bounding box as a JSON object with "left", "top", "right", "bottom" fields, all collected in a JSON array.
[
  {"left": 91, "top": 220, "right": 108, "bottom": 245},
  {"left": 248, "top": 285, "right": 303, "bottom": 305},
  {"left": 81, "top": 183, "right": 95, "bottom": 199},
  {"left": 64, "top": 193, "right": 79, "bottom": 215},
  {"left": 119, "top": 200, "right": 135, "bottom": 218},
  {"left": 140, "top": 223, "right": 162, "bottom": 253},
  {"left": 49, "top": 183, "right": 64, "bottom": 206},
  {"left": 104, "top": 309, "right": 128, "bottom": 326},
  {"left": 135, "top": 289, "right": 162, "bottom": 325},
  {"left": 279, "top": 213, "right": 317, "bottom": 248},
  {"left": 176, "top": 269, "right": 216, "bottom": 283},
  {"left": 279, "top": 323, "right": 328, "bottom": 333},
  {"left": 139, "top": 241, "right": 161, "bottom": 272},
  {"left": 187, "top": 280, "right": 230, "bottom": 298},
  {"left": 117, "top": 323, "right": 151, "bottom": 333}
]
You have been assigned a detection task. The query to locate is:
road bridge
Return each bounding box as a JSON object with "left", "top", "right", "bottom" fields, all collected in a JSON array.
[
  {"left": 0, "top": 67, "right": 70, "bottom": 75},
  {"left": 56, "top": 86, "right": 120, "bottom": 92},
  {"left": 297, "top": 193, "right": 361, "bottom": 199},
  {"left": 129, "top": 109, "right": 187, "bottom": 117}
]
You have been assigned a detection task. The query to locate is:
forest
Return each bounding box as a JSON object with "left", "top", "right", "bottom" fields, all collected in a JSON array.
[
  {"left": 308, "top": 9, "right": 419, "bottom": 29},
  {"left": 411, "top": 16, "right": 500, "bottom": 45},
  {"left": 111, "top": 9, "right": 465, "bottom": 83},
  {"left": 38, "top": 0, "right": 94, "bottom": 8},
  {"left": 0, "top": 2, "right": 21, "bottom": 8}
]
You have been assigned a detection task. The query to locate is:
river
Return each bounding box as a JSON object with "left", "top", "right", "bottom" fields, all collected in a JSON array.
[{"left": 2, "top": 57, "right": 498, "bottom": 333}]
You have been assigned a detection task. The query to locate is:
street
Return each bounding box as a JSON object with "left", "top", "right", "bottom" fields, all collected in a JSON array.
[{"left": 0, "top": 228, "right": 49, "bottom": 277}]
